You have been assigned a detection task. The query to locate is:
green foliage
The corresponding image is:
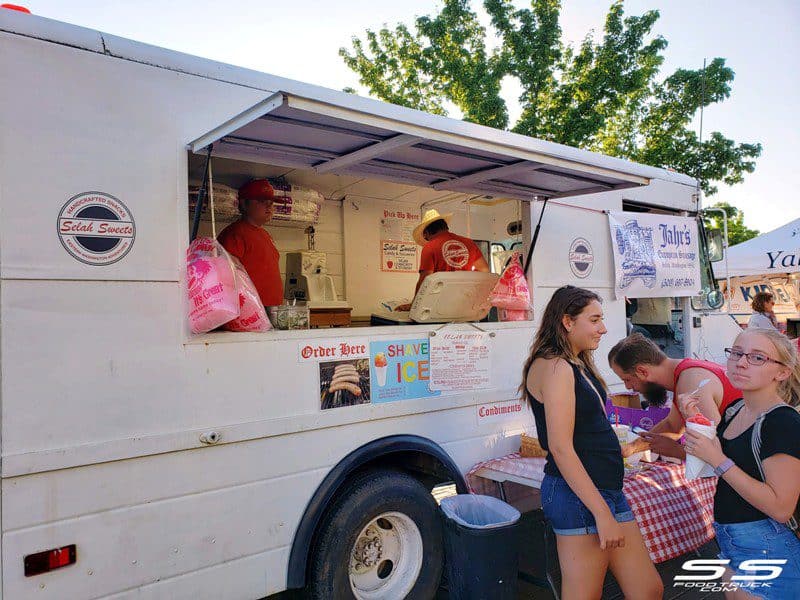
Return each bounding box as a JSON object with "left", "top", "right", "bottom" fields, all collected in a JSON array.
[
  {"left": 340, "top": 0, "right": 761, "bottom": 195},
  {"left": 703, "top": 201, "right": 760, "bottom": 246}
]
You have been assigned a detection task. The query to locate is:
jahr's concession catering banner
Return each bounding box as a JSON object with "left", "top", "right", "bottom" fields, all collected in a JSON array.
[{"left": 608, "top": 211, "right": 701, "bottom": 299}]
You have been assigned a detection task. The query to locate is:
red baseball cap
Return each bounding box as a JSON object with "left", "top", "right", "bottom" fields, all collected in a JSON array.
[{"left": 238, "top": 179, "right": 275, "bottom": 201}]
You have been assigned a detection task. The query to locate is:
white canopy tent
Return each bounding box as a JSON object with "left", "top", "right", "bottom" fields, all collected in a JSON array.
[{"left": 715, "top": 218, "right": 800, "bottom": 279}]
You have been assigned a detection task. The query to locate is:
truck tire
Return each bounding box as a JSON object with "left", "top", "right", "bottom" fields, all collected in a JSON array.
[{"left": 306, "top": 468, "right": 444, "bottom": 600}]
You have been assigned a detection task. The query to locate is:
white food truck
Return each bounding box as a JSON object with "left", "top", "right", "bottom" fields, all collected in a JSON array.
[{"left": 0, "top": 9, "right": 738, "bottom": 599}]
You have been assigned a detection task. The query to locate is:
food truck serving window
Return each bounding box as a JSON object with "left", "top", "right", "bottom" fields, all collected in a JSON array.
[{"left": 186, "top": 90, "right": 655, "bottom": 337}]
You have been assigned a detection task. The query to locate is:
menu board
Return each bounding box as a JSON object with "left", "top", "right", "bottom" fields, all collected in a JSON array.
[{"left": 429, "top": 330, "right": 492, "bottom": 391}]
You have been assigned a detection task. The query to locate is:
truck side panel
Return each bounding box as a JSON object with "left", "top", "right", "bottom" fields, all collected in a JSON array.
[
  {"left": 2, "top": 397, "right": 529, "bottom": 598},
  {"left": 0, "top": 30, "right": 264, "bottom": 282}
]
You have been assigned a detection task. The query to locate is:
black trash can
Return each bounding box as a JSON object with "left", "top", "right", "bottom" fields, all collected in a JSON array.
[{"left": 439, "top": 494, "right": 521, "bottom": 599}]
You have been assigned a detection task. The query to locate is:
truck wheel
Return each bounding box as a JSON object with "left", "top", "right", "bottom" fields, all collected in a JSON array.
[{"left": 306, "top": 469, "right": 443, "bottom": 600}]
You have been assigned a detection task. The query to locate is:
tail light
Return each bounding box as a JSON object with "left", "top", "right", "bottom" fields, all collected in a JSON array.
[{"left": 24, "top": 545, "right": 76, "bottom": 577}]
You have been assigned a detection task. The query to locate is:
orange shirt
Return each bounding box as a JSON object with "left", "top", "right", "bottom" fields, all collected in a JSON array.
[
  {"left": 419, "top": 231, "right": 484, "bottom": 272},
  {"left": 217, "top": 220, "right": 283, "bottom": 306}
]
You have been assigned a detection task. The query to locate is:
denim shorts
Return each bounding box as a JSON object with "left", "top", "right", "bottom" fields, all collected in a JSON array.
[
  {"left": 713, "top": 519, "right": 800, "bottom": 600},
  {"left": 541, "top": 473, "right": 634, "bottom": 536}
]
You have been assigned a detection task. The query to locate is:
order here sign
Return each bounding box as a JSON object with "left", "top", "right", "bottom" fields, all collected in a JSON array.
[{"left": 298, "top": 339, "right": 369, "bottom": 362}]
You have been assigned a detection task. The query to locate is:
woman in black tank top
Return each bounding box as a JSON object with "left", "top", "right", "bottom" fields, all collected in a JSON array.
[
  {"left": 684, "top": 328, "right": 800, "bottom": 599},
  {"left": 522, "top": 286, "right": 662, "bottom": 599}
]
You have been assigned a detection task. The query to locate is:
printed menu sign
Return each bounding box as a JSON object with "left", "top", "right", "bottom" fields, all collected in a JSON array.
[{"left": 429, "top": 331, "right": 492, "bottom": 391}]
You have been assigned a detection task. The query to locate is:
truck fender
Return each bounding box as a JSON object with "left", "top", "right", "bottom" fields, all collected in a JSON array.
[{"left": 286, "top": 434, "right": 466, "bottom": 589}]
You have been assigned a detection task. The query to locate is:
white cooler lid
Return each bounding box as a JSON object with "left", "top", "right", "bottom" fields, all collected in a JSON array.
[{"left": 409, "top": 271, "right": 499, "bottom": 323}]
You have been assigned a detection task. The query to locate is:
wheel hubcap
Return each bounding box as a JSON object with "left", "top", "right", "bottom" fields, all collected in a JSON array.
[{"left": 349, "top": 512, "right": 423, "bottom": 599}]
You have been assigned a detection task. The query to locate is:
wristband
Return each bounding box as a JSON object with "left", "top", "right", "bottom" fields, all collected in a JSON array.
[{"left": 713, "top": 458, "right": 734, "bottom": 477}]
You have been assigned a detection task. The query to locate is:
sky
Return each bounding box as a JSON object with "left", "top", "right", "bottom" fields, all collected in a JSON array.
[{"left": 15, "top": 0, "right": 800, "bottom": 234}]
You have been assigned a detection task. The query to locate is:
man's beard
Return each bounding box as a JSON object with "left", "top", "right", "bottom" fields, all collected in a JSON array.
[{"left": 641, "top": 382, "right": 669, "bottom": 407}]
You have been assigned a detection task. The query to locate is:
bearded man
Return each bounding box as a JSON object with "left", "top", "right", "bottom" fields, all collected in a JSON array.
[{"left": 608, "top": 333, "right": 740, "bottom": 459}]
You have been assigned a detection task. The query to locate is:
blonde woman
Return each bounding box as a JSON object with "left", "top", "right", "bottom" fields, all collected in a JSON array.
[{"left": 685, "top": 327, "right": 800, "bottom": 599}]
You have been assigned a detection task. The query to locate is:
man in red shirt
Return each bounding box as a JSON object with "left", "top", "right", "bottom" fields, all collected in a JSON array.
[
  {"left": 608, "top": 332, "right": 741, "bottom": 459},
  {"left": 217, "top": 179, "right": 284, "bottom": 306},
  {"left": 395, "top": 209, "right": 489, "bottom": 311}
]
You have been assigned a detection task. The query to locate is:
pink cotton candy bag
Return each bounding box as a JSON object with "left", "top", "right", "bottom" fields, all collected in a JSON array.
[
  {"left": 489, "top": 253, "right": 531, "bottom": 310},
  {"left": 224, "top": 259, "right": 272, "bottom": 332},
  {"left": 186, "top": 238, "right": 240, "bottom": 334}
]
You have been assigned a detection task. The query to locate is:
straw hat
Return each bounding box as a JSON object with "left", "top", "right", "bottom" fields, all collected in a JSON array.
[{"left": 412, "top": 209, "right": 452, "bottom": 246}]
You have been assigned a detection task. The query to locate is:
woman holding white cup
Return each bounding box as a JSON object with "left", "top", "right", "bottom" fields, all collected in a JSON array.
[{"left": 684, "top": 328, "right": 800, "bottom": 599}]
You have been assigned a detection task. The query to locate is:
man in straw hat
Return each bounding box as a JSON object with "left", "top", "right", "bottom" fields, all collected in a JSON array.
[{"left": 395, "top": 209, "right": 489, "bottom": 311}]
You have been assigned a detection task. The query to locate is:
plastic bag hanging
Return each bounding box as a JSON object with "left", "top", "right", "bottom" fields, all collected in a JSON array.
[
  {"left": 186, "top": 238, "right": 240, "bottom": 333},
  {"left": 488, "top": 252, "right": 531, "bottom": 310},
  {"left": 224, "top": 258, "right": 272, "bottom": 332}
]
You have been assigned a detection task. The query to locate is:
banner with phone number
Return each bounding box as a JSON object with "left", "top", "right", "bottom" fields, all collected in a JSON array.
[{"left": 608, "top": 211, "right": 701, "bottom": 299}]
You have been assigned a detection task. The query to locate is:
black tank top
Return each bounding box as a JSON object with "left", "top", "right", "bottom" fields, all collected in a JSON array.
[{"left": 528, "top": 361, "right": 623, "bottom": 490}]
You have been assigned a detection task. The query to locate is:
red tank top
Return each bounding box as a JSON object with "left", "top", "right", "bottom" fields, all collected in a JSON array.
[{"left": 673, "top": 358, "right": 741, "bottom": 414}]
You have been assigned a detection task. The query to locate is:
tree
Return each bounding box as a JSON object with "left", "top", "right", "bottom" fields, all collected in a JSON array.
[
  {"left": 702, "top": 201, "right": 760, "bottom": 246},
  {"left": 340, "top": 0, "right": 761, "bottom": 195}
]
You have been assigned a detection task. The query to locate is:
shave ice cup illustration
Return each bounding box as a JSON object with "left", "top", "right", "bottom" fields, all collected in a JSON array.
[{"left": 374, "top": 352, "right": 388, "bottom": 386}]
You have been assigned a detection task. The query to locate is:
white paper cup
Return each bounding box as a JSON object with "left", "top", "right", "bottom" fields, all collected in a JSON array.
[
  {"left": 612, "top": 424, "right": 630, "bottom": 444},
  {"left": 685, "top": 421, "right": 717, "bottom": 479}
]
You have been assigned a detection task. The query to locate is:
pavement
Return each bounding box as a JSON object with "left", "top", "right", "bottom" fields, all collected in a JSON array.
[{"left": 268, "top": 505, "right": 721, "bottom": 599}]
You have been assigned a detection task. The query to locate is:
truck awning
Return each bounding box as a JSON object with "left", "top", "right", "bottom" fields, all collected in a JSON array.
[{"left": 188, "top": 92, "right": 650, "bottom": 201}]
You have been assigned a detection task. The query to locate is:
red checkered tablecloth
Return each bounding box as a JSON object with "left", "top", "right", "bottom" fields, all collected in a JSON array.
[
  {"left": 624, "top": 461, "right": 717, "bottom": 563},
  {"left": 467, "top": 455, "right": 716, "bottom": 563}
]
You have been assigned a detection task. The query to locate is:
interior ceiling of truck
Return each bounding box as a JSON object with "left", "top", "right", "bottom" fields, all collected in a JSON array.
[{"left": 190, "top": 92, "right": 649, "bottom": 203}]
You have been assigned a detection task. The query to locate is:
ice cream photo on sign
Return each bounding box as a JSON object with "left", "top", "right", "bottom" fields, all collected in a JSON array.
[{"left": 374, "top": 352, "right": 388, "bottom": 386}]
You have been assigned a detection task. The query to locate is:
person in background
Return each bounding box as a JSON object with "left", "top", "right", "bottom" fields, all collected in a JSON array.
[
  {"left": 684, "top": 327, "right": 800, "bottom": 599},
  {"left": 217, "top": 179, "right": 284, "bottom": 306},
  {"left": 608, "top": 333, "right": 740, "bottom": 460},
  {"left": 394, "top": 209, "right": 489, "bottom": 311},
  {"left": 523, "top": 286, "right": 662, "bottom": 599},
  {"left": 748, "top": 291, "right": 780, "bottom": 330}
]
